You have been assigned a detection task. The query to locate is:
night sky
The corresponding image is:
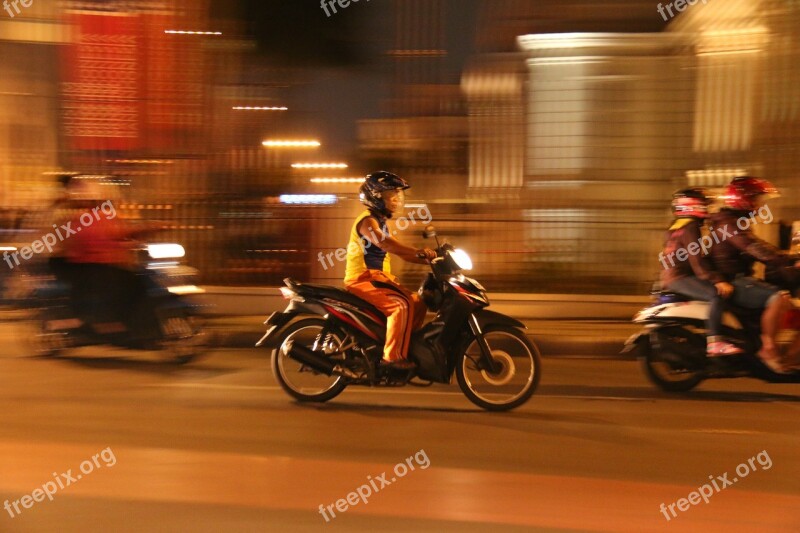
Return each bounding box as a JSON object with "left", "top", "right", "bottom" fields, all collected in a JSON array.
[{"left": 212, "top": 0, "right": 666, "bottom": 159}]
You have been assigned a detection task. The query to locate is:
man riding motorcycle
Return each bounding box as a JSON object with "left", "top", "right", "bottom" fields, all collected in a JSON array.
[
  {"left": 343, "top": 171, "right": 437, "bottom": 370},
  {"left": 60, "top": 179, "right": 161, "bottom": 337},
  {"left": 709, "top": 176, "right": 796, "bottom": 373}
]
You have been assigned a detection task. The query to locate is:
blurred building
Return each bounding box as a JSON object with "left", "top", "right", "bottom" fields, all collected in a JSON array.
[
  {"left": 0, "top": 1, "right": 64, "bottom": 211},
  {"left": 453, "top": 0, "right": 800, "bottom": 294},
  {"left": 5, "top": 0, "right": 800, "bottom": 296},
  {"left": 357, "top": 0, "right": 468, "bottom": 202}
]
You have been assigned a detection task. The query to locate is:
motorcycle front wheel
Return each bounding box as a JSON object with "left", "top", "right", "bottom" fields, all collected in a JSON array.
[
  {"left": 457, "top": 325, "right": 541, "bottom": 411},
  {"left": 271, "top": 318, "right": 347, "bottom": 403}
]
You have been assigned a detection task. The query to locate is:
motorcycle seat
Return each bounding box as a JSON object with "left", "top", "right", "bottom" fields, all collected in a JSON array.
[
  {"left": 658, "top": 291, "right": 693, "bottom": 303},
  {"left": 284, "top": 278, "right": 385, "bottom": 319}
]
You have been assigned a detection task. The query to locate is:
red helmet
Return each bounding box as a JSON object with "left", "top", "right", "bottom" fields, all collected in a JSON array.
[
  {"left": 672, "top": 187, "right": 710, "bottom": 218},
  {"left": 723, "top": 176, "right": 778, "bottom": 211}
]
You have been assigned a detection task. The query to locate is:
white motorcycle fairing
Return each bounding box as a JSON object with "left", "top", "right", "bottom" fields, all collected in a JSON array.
[{"left": 633, "top": 301, "right": 744, "bottom": 330}]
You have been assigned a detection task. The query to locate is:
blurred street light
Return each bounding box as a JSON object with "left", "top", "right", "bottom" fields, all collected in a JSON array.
[
  {"left": 232, "top": 106, "right": 288, "bottom": 111},
  {"left": 291, "top": 163, "right": 348, "bottom": 169},
  {"left": 310, "top": 177, "right": 364, "bottom": 183},
  {"left": 164, "top": 30, "right": 222, "bottom": 36},
  {"left": 279, "top": 194, "right": 338, "bottom": 205},
  {"left": 263, "top": 140, "right": 321, "bottom": 148}
]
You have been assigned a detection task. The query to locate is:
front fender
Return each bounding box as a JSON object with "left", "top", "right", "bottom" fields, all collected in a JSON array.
[
  {"left": 621, "top": 329, "right": 651, "bottom": 357},
  {"left": 473, "top": 309, "right": 526, "bottom": 330}
]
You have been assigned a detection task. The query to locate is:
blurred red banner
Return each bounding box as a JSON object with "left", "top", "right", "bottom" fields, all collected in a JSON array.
[{"left": 61, "top": 11, "right": 142, "bottom": 151}]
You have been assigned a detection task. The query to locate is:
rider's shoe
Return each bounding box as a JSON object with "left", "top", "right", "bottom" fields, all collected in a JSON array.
[
  {"left": 757, "top": 345, "right": 787, "bottom": 374},
  {"left": 380, "top": 358, "right": 416, "bottom": 370},
  {"left": 706, "top": 341, "right": 743, "bottom": 357}
]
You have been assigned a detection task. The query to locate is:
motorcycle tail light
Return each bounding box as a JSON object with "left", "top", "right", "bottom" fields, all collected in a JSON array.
[{"left": 279, "top": 287, "right": 295, "bottom": 300}]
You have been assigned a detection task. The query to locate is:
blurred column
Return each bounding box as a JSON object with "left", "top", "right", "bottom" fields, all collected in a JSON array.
[
  {"left": 0, "top": 2, "right": 65, "bottom": 210},
  {"left": 462, "top": 57, "right": 525, "bottom": 192}
]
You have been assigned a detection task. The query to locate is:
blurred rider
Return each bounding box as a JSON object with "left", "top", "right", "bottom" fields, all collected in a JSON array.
[
  {"left": 709, "top": 176, "right": 795, "bottom": 373},
  {"left": 344, "top": 172, "right": 436, "bottom": 370},
  {"left": 661, "top": 188, "right": 741, "bottom": 356},
  {"left": 61, "top": 179, "right": 159, "bottom": 336}
]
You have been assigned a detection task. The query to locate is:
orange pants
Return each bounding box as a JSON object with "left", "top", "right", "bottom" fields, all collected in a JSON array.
[{"left": 346, "top": 270, "right": 426, "bottom": 362}]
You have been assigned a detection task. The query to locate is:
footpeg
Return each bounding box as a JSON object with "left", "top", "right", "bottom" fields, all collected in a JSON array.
[{"left": 332, "top": 365, "right": 360, "bottom": 379}]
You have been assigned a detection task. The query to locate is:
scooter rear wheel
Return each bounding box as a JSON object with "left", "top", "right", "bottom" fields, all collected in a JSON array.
[
  {"left": 23, "top": 308, "right": 71, "bottom": 358},
  {"left": 640, "top": 330, "right": 704, "bottom": 392}
]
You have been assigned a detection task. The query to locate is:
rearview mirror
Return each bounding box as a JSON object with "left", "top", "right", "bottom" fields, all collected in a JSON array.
[{"left": 422, "top": 225, "right": 436, "bottom": 239}]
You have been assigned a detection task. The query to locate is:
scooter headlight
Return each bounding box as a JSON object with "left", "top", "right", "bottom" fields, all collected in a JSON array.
[
  {"left": 147, "top": 243, "right": 185, "bottom": 260},
  {"left": 449, "top": 248, "right": 472, "bottom": 271}
]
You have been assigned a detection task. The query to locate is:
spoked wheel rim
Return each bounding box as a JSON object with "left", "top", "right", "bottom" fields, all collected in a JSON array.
[
  {"left": 162, "top": 316, "right": 207, "bottom": 363},
  {"left": 31, "top": 326, "right": 68, "bottom": 357},
  {"left": 479, "top": 350, "right": 515, "bottom": 386},
  {"left": 643, "top": 329, "right": 705, "bottom": 391},
  {"left": 462, "top": 330, "right": 537, "bottom": 407},
  {"left": 277, "top": 324, "right": 344, "bottom": 397},
  {"left": 24, "top": 311, "right": 70, "bottom": 357},
  {"left": 649, "top": 357, "right": 699, "bottom": 383}
]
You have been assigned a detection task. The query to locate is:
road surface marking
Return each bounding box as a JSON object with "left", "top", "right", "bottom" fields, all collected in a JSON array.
[
  {"left": 145, "top": 383, "right": 647, "bottom": 402},
  {"left": 687, "top": 429, "right": 762, "bottom": 435}
]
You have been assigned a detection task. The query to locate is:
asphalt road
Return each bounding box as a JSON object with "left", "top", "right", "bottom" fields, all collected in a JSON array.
[{"left": 1, "top": 323, "right": 799, "bottom": 532}]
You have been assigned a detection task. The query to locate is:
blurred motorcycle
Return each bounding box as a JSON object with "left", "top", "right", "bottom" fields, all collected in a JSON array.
[
  {"left": 257, "top": 225, "right": 541, "bottom": 411},
  {"left": 23, "top": 243, "right": 207, "bottom": 364},
  {"left": 623, "top": 277, "right": 800, "bottom": 391}
]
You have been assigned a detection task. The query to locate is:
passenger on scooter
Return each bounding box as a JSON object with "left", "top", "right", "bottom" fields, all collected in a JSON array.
[
  {"left": 660, "top": 188, "right": 742, "bottom": 356},
  {"left": 343, "top": 172, "right": 437, "bottom": 370},
  {"left": 709, "top": 176, "right": 796, "bottom": 373}
]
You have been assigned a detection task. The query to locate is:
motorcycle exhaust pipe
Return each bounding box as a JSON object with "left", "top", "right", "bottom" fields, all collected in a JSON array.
[{"left": 281, "top": 340, "right": 335, "bottom": 376}]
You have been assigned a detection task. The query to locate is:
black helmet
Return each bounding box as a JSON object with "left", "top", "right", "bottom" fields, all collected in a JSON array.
[
  {"left": 359, "top": 171, "right": 410, "bottom": 217},
  {"left": 671, "top": 187, "right": 710, "bottom": 219}
]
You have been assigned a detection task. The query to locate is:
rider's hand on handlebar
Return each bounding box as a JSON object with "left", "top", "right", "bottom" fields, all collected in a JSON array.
[
  {"left": 715, "top": 281, "right": 734, "bottom": 298},
  {"left": 417, "top": 248, "right": 437, "bottom": 261}
]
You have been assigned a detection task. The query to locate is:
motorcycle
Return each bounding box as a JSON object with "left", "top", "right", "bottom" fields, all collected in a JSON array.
[
  {"left": 257, "top": 226, "right": 541, "bottom": 411},
  {"left": 623, "top": 284, "right": 800, "bottom": 391},
  {"left": 23, "top": 243, "right": 207, "bottom": 364}
]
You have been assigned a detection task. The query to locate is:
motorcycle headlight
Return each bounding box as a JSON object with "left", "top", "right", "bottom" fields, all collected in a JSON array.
[
  {"left": 450, "top": 248, "right": 472, "bottom": 271},
  {"left": 147, "top": 243, "right": 185, "bottom": 260}
]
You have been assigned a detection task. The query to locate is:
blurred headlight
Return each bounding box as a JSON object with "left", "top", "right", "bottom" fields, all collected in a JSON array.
[
  {"left": 450, "top": 249, "right": 472, "bottom": 271},
  {"left": 147, "top": 243, "right": 185, "bottom": 259}
]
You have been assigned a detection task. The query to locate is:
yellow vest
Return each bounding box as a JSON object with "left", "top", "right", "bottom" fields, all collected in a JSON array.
[{"left": 344, "top": 210, "right": 391, "bottom": 284}]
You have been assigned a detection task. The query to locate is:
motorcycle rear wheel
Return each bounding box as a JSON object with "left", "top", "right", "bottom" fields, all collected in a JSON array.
[
  {"left": 272, "top": 318, "right": 347, "bottom": 403},
  {"left": 640, "top": 331, "right": 704, "bottom": 392},
  {"left": 161, "top": 315, "right": 208, "bottom": 365},
  {"left": 23, "top": 308, "right": 71, "bottom": 358}
]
